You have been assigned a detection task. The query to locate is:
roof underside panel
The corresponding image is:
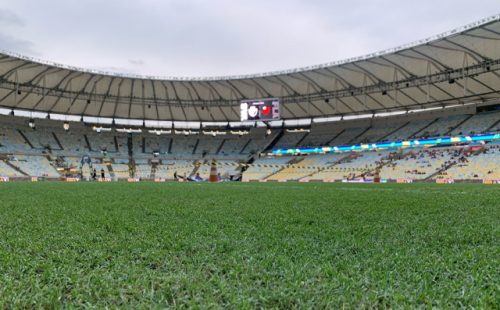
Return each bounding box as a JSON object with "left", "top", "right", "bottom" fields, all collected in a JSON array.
[{"left": 0, "top": 17, "right": 499, "bottom": 120}]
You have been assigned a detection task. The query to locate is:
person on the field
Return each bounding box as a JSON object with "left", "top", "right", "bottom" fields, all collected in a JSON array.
[
  {"left": 195, "top": 172, "right": 202, "bottom": 181},
  {"left": 92, "top": 168, "right": 97, "bottom": 181},
  {"left": 100, "top": 168, "right": 105, "bottom": 179}
]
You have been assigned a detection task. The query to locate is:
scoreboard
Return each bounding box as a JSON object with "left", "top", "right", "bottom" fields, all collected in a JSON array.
[{"left": 240, "top": 98, "right": 280, "bottom": 121}]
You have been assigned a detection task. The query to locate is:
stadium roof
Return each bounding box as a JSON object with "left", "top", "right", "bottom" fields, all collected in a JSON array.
[{"left": 0, "top": 14, "right": 499, "bottom": 122}]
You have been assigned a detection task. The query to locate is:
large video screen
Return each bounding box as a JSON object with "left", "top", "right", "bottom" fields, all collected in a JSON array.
[{"left": 240, "top": 98, "right": 280, "bottom": 121}]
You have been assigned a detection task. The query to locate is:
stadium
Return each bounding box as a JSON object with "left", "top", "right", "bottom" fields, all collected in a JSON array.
[{"left": 0, "top": 3, "right": 498, "bottom": 308}]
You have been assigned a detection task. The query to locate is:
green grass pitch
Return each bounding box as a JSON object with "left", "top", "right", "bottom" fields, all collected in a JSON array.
[{"left": 0, "top": 182, "right": 498, "bottom": 308}]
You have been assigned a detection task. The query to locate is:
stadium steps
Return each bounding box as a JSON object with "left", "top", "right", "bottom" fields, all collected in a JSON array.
[
  {"left": 295, "top": 132, "right": 310, "bottom": 147},
  {"left": 427, "top": 146, "right": 488, "bottom": 181},
  {"left": 44, "top": 155, "right": 60, "bottom": 176},
  {"left": 410, "top": 118, "right": 439, "bottom": 138},
  {"left": 239, "top": 139, "right": 252, "bottom": 154},
  {"left": 106, "top": 163, "right": 116, "bottom": 179},
  {"left": 52, "top": 132, "right": 64, "bottom": 150},
  {"left": 348, "top": 126, "right": 371, "bottom": 144},
  {"left": 216, "top": 139, "right": 226, "bottom": 155},
  {"left": 379, "top": 122, "right": 410, "bottom": 142},
  {"left": 168, "top": 139, "right": 173, "bottom": 154},
  {"left": 83, "top": 135, "right": 92, "bottom": 151},
  {"left": 298, "top": 153, "right": 354, "bottom": 181},
  {"left": 127, "top": 135, "right": 133, "bottom": 156},
  {"left": 485, "top": 119, "right": 500, "bottom": 132},
  {"left": 325, "top": 129, "right": 346, "bottom": 145},
  {"left": 445, "top": 114, "right": 474, "bottom": 136},
  {"left": 113, "top": 136, "right": 119, "bottom": 152},
  {"left": 358, "top": 150, "right": 412, "bottom": 179},
  {"left": 263, "top": 129, "right": 284, "bottom": 152},
  {"left": 263, "top": 157, "right": 302, "bottom": 181},
  {"left": 3, "top": 159, "right": 29, "bottom": 176},
  {"left": 150, "top": 162, "right": 157, "bottom": 180},
  {"left": 192, "top": 139, "right": 200, "bottom": 155},
  {"left": 126, "top": 135, "right": 136, "bottom": 177},
  {"left": 55, "top": 156, "right": 67, "bottom": 171},
  {"left": 425, "top": 161, "right": 457, "bottom": 181},
  {"left": 190, "top": 160, "right": 200, "bottom": 177},
  {"left": 128, "top": 158, "right": 136, "bottom": 178},
  {"left": 17, "top": 130, "right": 34, "bottom": 149}
]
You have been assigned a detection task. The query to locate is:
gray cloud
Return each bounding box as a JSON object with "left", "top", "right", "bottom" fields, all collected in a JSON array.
[
  {"left": 94, "top": 66, "right": 140, "bottom": 75},
  {"left": 0, "top": 0, "right": 498, "bottom": 77},
  {"left": 128, "top": 59, "right": 144, "bottom": 66},
  {"left": 0, "top": 8, "right": 24, "bottom": 26},
  {"left": 0, "top": 32, "right": 39, "bottom": 56}
]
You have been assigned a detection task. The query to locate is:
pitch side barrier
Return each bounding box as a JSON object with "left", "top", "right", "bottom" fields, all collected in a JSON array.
[{"left": 272, "top": 133, "right": 500, "bottom": 156}]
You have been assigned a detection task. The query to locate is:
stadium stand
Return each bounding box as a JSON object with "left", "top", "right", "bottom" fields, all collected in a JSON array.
[{"left": 0, "top": 103, "right": 499, "bottom": 182}]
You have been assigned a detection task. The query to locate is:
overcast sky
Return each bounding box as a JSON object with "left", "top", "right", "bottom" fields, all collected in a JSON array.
[{"left": 0, "top": 0, "right": 498, "bottom": 77}]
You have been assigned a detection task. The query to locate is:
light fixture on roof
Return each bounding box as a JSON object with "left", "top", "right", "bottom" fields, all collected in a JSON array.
[
  {"left": 230, "top": 130, "right": 249, "bottom": 136},
  {"left": 266, "top": 128, "right": 272, "bottom": 136},
  {"left": 63, "top": 122, "right": 70, "bottom": 131},
  {"left": 148, "top": 129, "right": 171, "bottom": 135},
  {"left": 116, "top": 128, "right": 142, "bottom": 133},
  {"left": 92, "top": 126, "right": 112, "bottom": 133},
  {"left": 28, "top": 118, "right": 35, "bottom": 129},
  {"left": 202, "top": 130, "right": 227, "bottom": 136},
  {"left": 286, "top": 128, "right": 310, "bottom": 133},
  {"left": 174, "top": 129, "right": 199, "bottom": 136}
]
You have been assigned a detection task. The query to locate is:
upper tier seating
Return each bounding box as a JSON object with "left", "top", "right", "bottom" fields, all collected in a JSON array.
[
  {"left": 274, "top": 132, "right": 307, "bottom": 149},
  {"left": 329, "top": 127, "right": 368, "bottom": 145},
  {"left": 384, "top": 119, "right": 435, "bottom": 141},
  {"left": 416, "top": 114, "right": 469, "bottom": 138},
  {"left": 450, "top": 111, "right": 499, "bottom": 136}
]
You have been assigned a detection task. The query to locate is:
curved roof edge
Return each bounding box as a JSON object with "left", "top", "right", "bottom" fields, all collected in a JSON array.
[{"left": 1, "top": 14, "right": 499, "bottom": 81}]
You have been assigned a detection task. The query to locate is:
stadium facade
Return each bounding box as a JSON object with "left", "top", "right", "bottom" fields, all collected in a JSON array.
[{"left": 0, "top": 15, "right": 499, "bottom": 183}]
